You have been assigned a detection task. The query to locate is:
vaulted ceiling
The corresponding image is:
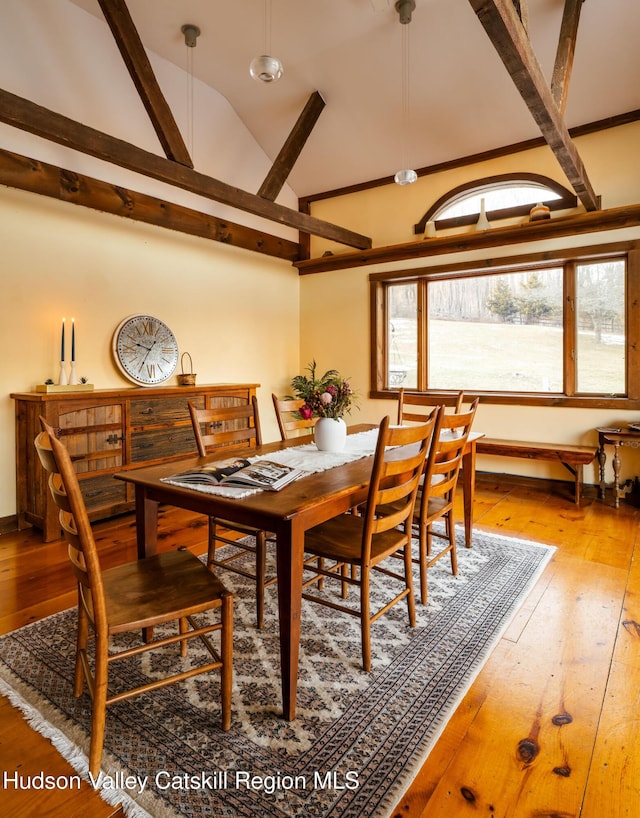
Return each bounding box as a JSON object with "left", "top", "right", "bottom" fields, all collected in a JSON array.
[
  {"left": 1, "top": 1, "right": 639, "bottom": 260},
  {"left": 67, "top": 0, "right": 639, "bottom": 198}
]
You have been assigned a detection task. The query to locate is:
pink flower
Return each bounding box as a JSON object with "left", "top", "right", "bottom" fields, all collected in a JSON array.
[
  {"left": 320, "top": 392, "right": 333, "bottom": 405},
  {"left": 299, "top": 403, "right": 314, "bottom": 419}
]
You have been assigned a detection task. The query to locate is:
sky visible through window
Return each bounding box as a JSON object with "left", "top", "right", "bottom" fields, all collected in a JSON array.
[{"left": 438, "top": 184, "right": 561, "bottom": 219}]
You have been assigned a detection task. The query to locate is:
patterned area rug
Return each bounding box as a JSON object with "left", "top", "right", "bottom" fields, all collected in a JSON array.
[{"left": 0, "top": 528, "right": 554, "bottom": 818}]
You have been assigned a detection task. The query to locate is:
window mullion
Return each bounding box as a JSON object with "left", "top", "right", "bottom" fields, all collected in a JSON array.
[
  {"left": 564, "top": 262, "right": 577, "bottom": 396},
  {"left": 371, "top": 281, "right": 385, "bottom": 391},
  {"left": 627, "top": 250, "right": 639, "bottom": 398},
  {"left": 418, "top": 279, "right": 428, "bottom": 391}
]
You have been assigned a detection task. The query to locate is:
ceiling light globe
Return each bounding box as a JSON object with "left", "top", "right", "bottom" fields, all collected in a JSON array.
[
  {"left": 249, "top": 54, "right": 283, "bottom": 83},
  {"left": 394, "top": 168, "right": 418, "bottom": 186}
]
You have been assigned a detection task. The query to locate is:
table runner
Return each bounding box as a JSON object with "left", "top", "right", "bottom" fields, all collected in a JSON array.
[{"left": 161, "top": 428, "right": 380, "bottom": 498}]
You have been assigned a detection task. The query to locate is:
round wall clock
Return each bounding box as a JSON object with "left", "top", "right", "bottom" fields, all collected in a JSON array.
[{"left": 112, "top": 314, "right": 179, "bottom": 387}]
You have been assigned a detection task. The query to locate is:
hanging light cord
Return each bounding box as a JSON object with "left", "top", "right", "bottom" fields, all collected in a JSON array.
[
  {"left": 264, "top": 0, "right": 271, "bottom": 54},
  {"left": 186, "top": 43, "right": 194, "bottom": 159},
  {"left": 400, "top": 22, "right": 411, "bottom": 170}
]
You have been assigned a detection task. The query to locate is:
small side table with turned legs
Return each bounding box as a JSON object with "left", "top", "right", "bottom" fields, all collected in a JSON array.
[{"left": 596, "top": 426, "right": 640, "bottom": 508}]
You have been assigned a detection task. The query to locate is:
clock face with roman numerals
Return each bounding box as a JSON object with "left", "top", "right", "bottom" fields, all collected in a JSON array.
[{"left": 112, "top": 314, "right": 179, "bottom": 386}]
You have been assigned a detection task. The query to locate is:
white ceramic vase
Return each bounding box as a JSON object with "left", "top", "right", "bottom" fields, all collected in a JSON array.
[
  {"left": 314, "top": 417, "right": 347, "bottom": 452},
  {"left": 475, "top": 197, "right": 491, "bottom": 231}
]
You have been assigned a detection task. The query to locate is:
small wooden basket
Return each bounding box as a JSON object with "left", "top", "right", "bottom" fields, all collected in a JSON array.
[{"left": 177, "top": 352, "right": 196, "bottom": 386}]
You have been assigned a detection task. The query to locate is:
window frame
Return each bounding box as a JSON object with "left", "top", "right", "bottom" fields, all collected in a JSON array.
[
  {"left": 413, "top": 173, "right": 578, "bottom": 235},
  {"left": 369, "top": 239, "right": 640, "bottom": 409}
]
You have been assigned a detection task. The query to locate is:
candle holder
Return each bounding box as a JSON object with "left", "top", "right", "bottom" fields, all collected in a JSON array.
[
  {"left": 58, "top": 361, "right": 68, "bottom": 386},
  {"left": 69, "top": 362, "right": 79, "bottom": 385}
]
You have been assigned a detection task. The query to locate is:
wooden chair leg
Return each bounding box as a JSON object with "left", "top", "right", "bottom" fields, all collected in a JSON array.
[
  {"left": 255, "top": 531, "right": 267, "bottom": 629},
  {"left": 179, "top": 617, "right": 188, "bottom": 657},
  {"left": 207, "top": 517, "right": 217, "bottom": 570},
  {"left": 341, "top": 563, "right": 349, "bottom": 599},
  {"left": 89, "top": 643, "right": 109, "bottom": 777},
  {"left": 74, "top": 597, "right": 88, "bottom": 697},
  {"left": 449, "top": 511, "right": 458, "bottom": 576},
  {"left": 220, "top": 593, "right": 233, "bottom": 731},
  {"left": 419, "top": 523, "right": 429, "bottom": 605},
  {"left": 404, "top": 541, "right": 417, "bottom": 626},
  {"left": 360, "top": 568, "right": 371, "bottom": 672}
]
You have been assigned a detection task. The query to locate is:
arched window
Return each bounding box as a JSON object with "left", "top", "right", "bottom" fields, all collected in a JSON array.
[{"left": 414, "top": 173, "right": 578, "bottom": 234}]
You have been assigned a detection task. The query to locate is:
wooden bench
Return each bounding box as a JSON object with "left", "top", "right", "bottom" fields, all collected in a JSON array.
[{"left": 476, "top": 438, "right": 598, "bottom": 505}]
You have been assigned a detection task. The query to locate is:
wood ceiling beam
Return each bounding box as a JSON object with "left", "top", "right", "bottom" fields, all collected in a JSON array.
[
  {"left": 468, "top": 0, "right": 599, "bottom": 211},
  {"left": 0, "top": 88, "right": 372, "bottom": 250},
  {"left": 513, "top": 0, "right": 529, "bottom": 31},
  {"left": 258, "top": 91, "right": 326, "bottom": 201},
  {"left": 551, "top": 0, "right": 585, "bottom": 114},
  {"left": 0, "top": 148, "right": 300, "bottom": 261},
  {"left": 96, "top": 0, "right": 193, "bottom": 168}
]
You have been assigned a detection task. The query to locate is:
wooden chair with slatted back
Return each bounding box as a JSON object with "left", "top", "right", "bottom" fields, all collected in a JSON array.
[
  {"left": 397, "top": 388, "right": 464, "bottom": 424},
  {"left": 302, "top": 414, "right": 437, "bottom": 671},
  {"left": 272, "top": 394, "right": 317, "bottom": 440},
  {"left": 188, "top": 396, "right": 275, "bottom": 629},
  {"left": 412, "top": 397, "right": 479, "bottom": 604},
  {"left": 34, "top": 418, "right": 233, "bottom": 777}
]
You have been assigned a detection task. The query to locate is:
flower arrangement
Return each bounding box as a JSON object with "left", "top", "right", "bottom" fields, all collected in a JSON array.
[{"left": 289, "top": 360, "right": 356, "bottom": 420}]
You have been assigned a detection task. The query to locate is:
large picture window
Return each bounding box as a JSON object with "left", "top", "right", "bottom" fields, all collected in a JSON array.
[
  {"left": 370, "top": 242, "right": 638, "bottom": 407},
  {"left": 427, "top": 268, "right": 566, "bottom": 393}
]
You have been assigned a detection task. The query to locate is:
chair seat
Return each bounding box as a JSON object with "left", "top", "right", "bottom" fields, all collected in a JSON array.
[
  {"left": 385, "top": 493, "right": 449, "bottom": 525},
  {"left": 305, "top": 513, "right": 410, "bottom": 566},
  {"left": 411, "top": 493, "right": 449, "bottom": 521},
  {"left": 103, "top": 550, "right": 229, "bottom": 633}
]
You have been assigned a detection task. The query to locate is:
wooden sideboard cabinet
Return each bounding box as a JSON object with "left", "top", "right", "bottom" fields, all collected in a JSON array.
[{"left": 11, "top": 383, "right": 259, "bottom": 541}]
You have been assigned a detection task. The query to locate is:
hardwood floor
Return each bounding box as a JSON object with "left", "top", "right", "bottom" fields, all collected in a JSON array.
[{"left": 0, "top": 478, "right": 638, "bottom": 817}]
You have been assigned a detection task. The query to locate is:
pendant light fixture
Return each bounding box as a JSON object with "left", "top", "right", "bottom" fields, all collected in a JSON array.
[
  {"left": 394, "top": 0, "right": 417, "bottom": 186},
  {"left": 250, "top": 0, "right": 283, "bottom": 83},
  {"left": 181, "top": 24, "right": 200, "bottom": 157}
]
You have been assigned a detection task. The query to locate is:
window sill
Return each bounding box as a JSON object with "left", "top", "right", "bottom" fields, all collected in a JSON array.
[{"left": 369, "top": 390, "right": 640, "bottom": 411}]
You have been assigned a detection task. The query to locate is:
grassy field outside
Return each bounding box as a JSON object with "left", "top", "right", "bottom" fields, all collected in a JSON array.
[{"left": 388, "top": 318, "right": 625, "bottom": 394}]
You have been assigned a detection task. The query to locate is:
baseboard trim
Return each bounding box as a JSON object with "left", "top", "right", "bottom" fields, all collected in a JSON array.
[{"left": 0, "top": 515, "right": 18, "bottom": 535}]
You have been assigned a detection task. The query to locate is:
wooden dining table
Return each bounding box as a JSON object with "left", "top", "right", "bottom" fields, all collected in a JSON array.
[{"left": 114, "top": 423, "right": 482, "bottom": 720}]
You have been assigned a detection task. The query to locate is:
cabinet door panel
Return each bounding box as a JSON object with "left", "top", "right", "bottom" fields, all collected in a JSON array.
[
  {"left": 130, "top": 427, "right": 197, "bottom": 462},
  {"left": 57, "top": 405, "right": 123, "bottom": 473}
]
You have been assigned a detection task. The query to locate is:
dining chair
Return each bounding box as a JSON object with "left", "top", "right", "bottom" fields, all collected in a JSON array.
[
  {"left": 272, "top": 393, "right": 317, "bottom": 440},
  {"left": 412, "top": 397, "right": 479, "bottom": 604},
  {"left": 301, "top": 414, "right": 437, "bottom": 671},
  {"left": 188, "top": 397, "right": 275, "bottom": 629},
  {"left": 34, "top": 419, "right": 233, "bottom": 777},
  {"left": 397, "top": 388, "right": 464, "bottom": 424}
]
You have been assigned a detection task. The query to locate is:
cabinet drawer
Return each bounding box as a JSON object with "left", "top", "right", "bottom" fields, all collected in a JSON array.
[
  {"left": 130, "top": 395, "right": 204, "bottom": 426},
  {"left": 80, "top": 473, "right": 128, "bottom": 512},
  {"left": 130, "top": 426, "right": 197, "bottom": 462}
]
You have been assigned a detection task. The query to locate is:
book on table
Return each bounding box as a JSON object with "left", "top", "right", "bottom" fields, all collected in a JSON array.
[{"left": 167, "top": 457, "right": 304, "bottom": 491}]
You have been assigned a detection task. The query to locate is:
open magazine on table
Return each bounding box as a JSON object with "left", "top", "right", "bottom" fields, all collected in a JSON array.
[{"left": 166, "top": 457, "right": 305, "bottom": 492}]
